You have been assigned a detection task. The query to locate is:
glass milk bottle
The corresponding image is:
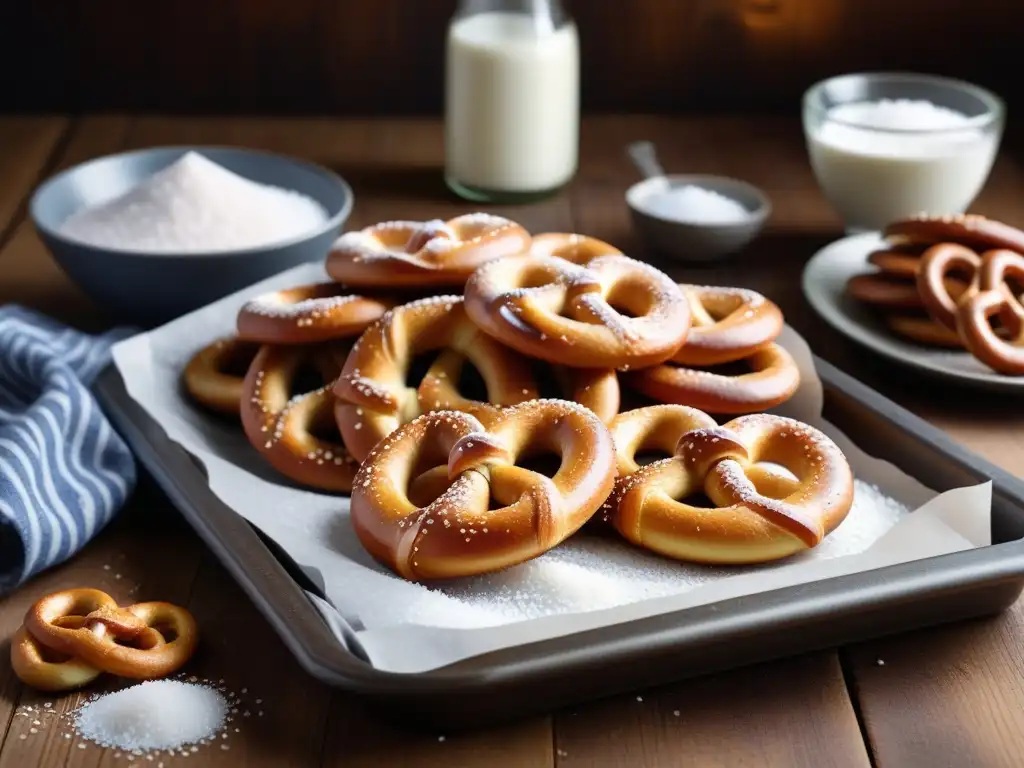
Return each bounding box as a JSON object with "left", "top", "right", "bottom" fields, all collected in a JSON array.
[{"left": 444, "top": 0, "right": 580, "bottom": 203}]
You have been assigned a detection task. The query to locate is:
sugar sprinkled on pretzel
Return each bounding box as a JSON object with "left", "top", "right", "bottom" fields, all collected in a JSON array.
[
  {"left": 182, "top": 336, "right": 260, "bottom": 416},
  {"left": 624, "top": 342, "right": 800, "bottom": 414},
  {"left": 349, "top": 399, "right": 616, "bottom": 580},
  {"left": 464, "top": 252, "right": 691, "bottom": 370},
  {"left": 19, "top": 588, "right": 198, "bottom": 682},
  {"left": 241, "top": 343, "right": 358, "bottom": 491},
  {"left": 236, "top": 281, "right": 392, "bottom": 344},
  {"left": 326, "top": 213, "right": 531, "bottom": 287},
  {"left": 607, "top": 410, "right": 854, "bottom": 564},
  {"left": 333, "top": 295, "right": 538, "bottom": 462},
  {"left": 528, "top": 232, "right": 622, "bottom": 264},
  {"left": 673, "top": 285, "right": 783, "bottom": 366}
]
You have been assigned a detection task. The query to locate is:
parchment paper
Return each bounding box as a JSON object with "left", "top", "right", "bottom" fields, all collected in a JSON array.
[{"left": 110, "top": 263, "right": 992, "bottom": 674}]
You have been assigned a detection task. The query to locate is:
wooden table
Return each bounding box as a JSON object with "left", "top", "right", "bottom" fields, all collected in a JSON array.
[{"left": 3, "top": 115, "right": 1024, "bottom": 768}]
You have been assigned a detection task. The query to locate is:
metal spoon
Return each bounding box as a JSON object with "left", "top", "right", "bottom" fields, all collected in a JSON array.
[{"left": 626, "top": 141, "right": 667, "bottom": 180}]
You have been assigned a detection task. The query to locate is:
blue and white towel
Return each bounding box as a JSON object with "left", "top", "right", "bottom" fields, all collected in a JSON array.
[{"left": 0, "top": 306, "right": 137, "bottom": 594}]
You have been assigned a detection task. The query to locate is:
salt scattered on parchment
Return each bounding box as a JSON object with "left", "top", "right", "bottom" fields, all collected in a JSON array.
[
  {"left": 59, "top": 151, "right": 328, "bottom": 253},
  {"left": 74, "top": 680, "right": 227, "bottom": 752}
]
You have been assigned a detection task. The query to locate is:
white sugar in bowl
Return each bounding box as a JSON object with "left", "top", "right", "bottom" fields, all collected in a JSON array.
[
  {"left": 803, "top": 72, "right": 1005, "bottom": 233},
  {"left": 626, "top": 174, "right": 771, "bottom": 262}
]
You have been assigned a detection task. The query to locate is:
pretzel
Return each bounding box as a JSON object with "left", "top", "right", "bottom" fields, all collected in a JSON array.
[
  {"left": 956, "top": 250, "right": 1024, "bottom": 375},
  {"left": 182, "top": 337, "right": 260, "bottom": 415},
  {"left": 333, "top": 296, "right": 538, "bottom": 462},
  {"left": 846, "top": 273, "right": 968, "bottom": 310},
  {"left": 10, "top": 625, "right": 104, "bottom": 692},
  {"left": 624, "top": 343, "right": 800, "bottom": 414},
  {"left": 884, "top": 314, "right": 964, "bottom": 348},
  {"left": 21, "top": 588, "right": 198, "bottom": 681},
  {"left": 884, "top": 213, "right": 1024, "bottom": 254},
  {"left": 529, "top": 232, "right": 622, "bottom": 264},
  {"left": 236, "top": 281, "right": 392, "bottom": 344},
  {"left": 325, "top": 214, "right": 531, "bottom": 288},
  {"left": 241, "top": 343, "right": 358, "bottom": 491},
  {"left": 607, "top": 412, "right": 854, "bottom": 564},
  {"left": 464, "top": 253, "right": 691, "bottom": 369},
  {"left": 553, "top": 366, "right": 620, "bottom": 424},
  {"left": 349, "top": 400, "right": 616, "bottom": 580},
  {"left": 867, "top": 248, "right": 923, "bottom": 278},
  {"left": 673, "top": 285, "right": 783, "bottom": 366}
]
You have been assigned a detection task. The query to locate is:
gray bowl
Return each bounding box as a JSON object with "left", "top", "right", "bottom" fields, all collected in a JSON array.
[
  {"left": 30, "top": 146, "right": 354, "bottom": 327},
  {"left": 626, "top": 174, "right": 771, "bottom": 262}
]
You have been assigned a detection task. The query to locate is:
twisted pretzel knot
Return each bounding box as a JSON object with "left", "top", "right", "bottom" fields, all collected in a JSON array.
[
  {"left": 236, "top": 281, "right": 393, "bottom": 344},
  {"left": 11, "top": 588, "right": 198, "bottom": 691},
  {"left": 464, "top": 252, "right": 691, "bottom": 369},
  {"left": 333, "top": 296, "right": 538, "bottom": 462},
  {"left": 350, "top": 399, "right": 616, "bottom": 580},
  {"left": 241, "top": 342, "right": 358, "bottom": 491},
  {"left": 607, "top": 409, "right": 854, "bottom": 564},
  {"left": 326, "top": 213, "right": 531, "bottom": 287},
  {"left": 673, "top": 285, "right": 784, "bottom": 366},
  {"left": 956, "top": 249, "right": 1024, "bottom": 375},
  {"left": 182, "top": 336, "right": 260, "bottom": 416}
]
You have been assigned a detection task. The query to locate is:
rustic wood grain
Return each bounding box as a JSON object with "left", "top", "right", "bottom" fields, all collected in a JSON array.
[
  {"left": 0, "top": 117, "right": 68, "bottom": 246},
  {"left": 2, "top": 0, "right": 1023, "bottom": 114},
  {"left": 554, "top": 653, "right": 870, "bottom": 768}
]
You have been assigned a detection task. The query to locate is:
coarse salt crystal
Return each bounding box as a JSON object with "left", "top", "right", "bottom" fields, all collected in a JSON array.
[
  {"left": 58, "top": 152, "right": 328, "bottom": 254},
  {"left": 73, "top": 680, "right": 228, "bottom": 752},
  {"left": 645, "top": 185, "right": 750, "bottom": 225}
]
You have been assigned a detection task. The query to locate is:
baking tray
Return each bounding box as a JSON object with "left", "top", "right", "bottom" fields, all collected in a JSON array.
[{"left": 95, "top": 356, "right": 1024, "bottom": 730}]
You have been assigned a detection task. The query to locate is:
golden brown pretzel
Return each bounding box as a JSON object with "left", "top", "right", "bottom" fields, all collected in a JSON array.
[
  {"left": 464, "top": 253, "right": 691, "bottom": 370},
  {"left": 884, "top": 314, "right": 964, "bottom": 348},
  {"left": 608, "top": 412, "right": 854, "bottom": 564},
  {"left": 349, "top": 400, "right": 617, "bottom": 580},
  {"left": 915, "top": 243, "right": 985, "bottom": 331},
  {"left": 846, "top": 272, "right": 969, "bottom": 310},
  {"left": 867, "top": 248, "right": 923, "bottom": 278},
  {"left": 236, "top": 281, "right": 392, "bottom": 344},
  {"left": 552, "top": 366, "right": 620, "bottom": 424},
  {"left": 623, "top": 343, "right": 800, "bottom": 414},
  {"left": 333, "top": 296, "right": 538, "bottom": 462},
  {"left": 326, "top": 214, "right": 531, "bottom": 288},
  {"left": 528, "top": 232, "right": 622, "bottom": 264},
  {"left": 673, "top": 285, "right": 783, "bottom": 366},
  {"left": 956, "top": 250, "right": 1024, "bottom": 375},
  {"left": 241, "top": 343, "right": 358, "bottom": 491},
  {"left": 21, "top": 588, "right": 198, "bottom": 681},
  {"left": 884, "top": 213, "right": 1024, "bottom": 254},
  {"left": 10, "top": 625, "right": 105, "bottom": 692},
  {"left": 182, "top": 337, "right": 260, "bottom": 416}
]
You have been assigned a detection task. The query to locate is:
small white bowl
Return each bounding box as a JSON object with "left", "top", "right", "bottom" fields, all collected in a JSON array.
[{"left": 626, "top": 174, "right": 771, "bottom": 262}]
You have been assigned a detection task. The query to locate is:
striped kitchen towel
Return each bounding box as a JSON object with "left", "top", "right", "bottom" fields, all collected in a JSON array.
[{"left": 0, "top": 306, "right": 137, "bottom": 594}]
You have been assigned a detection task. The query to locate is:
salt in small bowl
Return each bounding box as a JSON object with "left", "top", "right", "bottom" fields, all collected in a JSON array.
[{"left": 626, "top": 174, "right": 771, "bottom": 262}]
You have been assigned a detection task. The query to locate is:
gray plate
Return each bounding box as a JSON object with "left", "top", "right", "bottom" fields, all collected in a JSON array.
[{"left": 802, "top": 232, "right": 1024, "bottom": 393}]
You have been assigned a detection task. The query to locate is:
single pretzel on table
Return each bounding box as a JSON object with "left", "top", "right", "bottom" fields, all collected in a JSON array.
[
  {"left": 463, "top": 252, "right": 692, "bottom": 370},
  {"left": 236, "top": 281, "right": 393, "bottom": 344},
  {"left": 622, "top": 343, "right": 801, "bottom": 414},
  {"left": 325, "top": 213, "right": 531, "bottom": 288},
  {"left": 333, "top": 295, "right": 558, "bottom": 462},
  {"left": 604, "top": 407, "right": 855, "bottom": 564},
  {"left": 672, "top": 285, "right": 784, "bottom": 366},
  {"left": 182, "top": 336, "right": 261, "bottom": 416},
  {"left": 349, "top": 399, "right": 616, "bottom": 581},
  {"left": 241, "top": 342, "right": 358, "bottom": 491},
  {"left": 955, "top": 249, "right": 1024, "bottom": 375},
  {"left": 13, "top": 588, "right": 199, "bottom": 689}
]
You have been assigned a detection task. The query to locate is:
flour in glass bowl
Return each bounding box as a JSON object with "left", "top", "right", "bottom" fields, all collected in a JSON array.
[{"left": 58, "top": 151, "right": 329, "bottom": 253}]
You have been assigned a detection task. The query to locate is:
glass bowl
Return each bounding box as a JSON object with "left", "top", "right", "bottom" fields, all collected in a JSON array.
[{"left": 802, "top": 72, "right": 1005, "bottom": 233}]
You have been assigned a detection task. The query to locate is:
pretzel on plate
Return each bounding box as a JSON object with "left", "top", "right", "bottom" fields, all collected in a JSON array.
[
  {"left": 606, "top": 409, "right": 854, "bottom": 564},
  {"left": 333, "top": 296, "right": 538, "bottom": 462},
  {"left": 464, "top": 252, "right": 691, "bottom": 370},
  {"left": 956, "top": 249, "right": 1024, "bottom": 374},
  {"left": 673, "top": 285, "right": 783, "bottom": 366},
  {"left": 884, "top": 314, "right": 964, "bottom": 348},
  {"left": 325, "top": 214, "right": 531, "bottom": 288},
  {"left": 884, "top": 213, "right": 1024, "bottom": 255},
  {"left": 349, "top": 400, "right": 616, "bottom": 580},
  {"left": 182, "top": 337, "right": 260, "bottom": 415},
  {"left": 241, "top": 342, "right": 359, "bottom": 491},
  {"left": 19, "top": 588, "right": 198, "bottom": 683},
  {"left": 236, "top": 282, "right": 392, "bottom": 344},
  {"left": 623, "top": 343, "right": 800, "bottom": 414}
]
